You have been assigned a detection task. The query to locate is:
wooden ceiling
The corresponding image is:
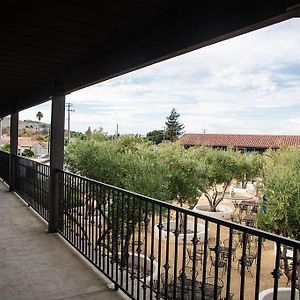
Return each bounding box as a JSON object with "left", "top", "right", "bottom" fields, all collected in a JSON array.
[{"left": 0, "top": 0, "right": 299, "bottom": 117}]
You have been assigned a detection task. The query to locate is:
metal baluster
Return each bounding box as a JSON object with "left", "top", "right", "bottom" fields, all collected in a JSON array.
[
  {"left": 131, "top": 195, "right": 136, "bottom": 297},
  {"left": 290, "top": 247, "right": 298, "bottom": 300},
  {"left": 99, "top": 184, "right": 104, "bottom": 270},
  {"left": 164, "top": 208, "right": 171, "bottom": 300},
  {"left": 254, "top": 237, "right": 262, "bottom": 300},
  {"left": 142, "top": 200, "right": 148, "bottom": 300},
  {"left": 77, "top": 177, "right": 83, "bottom": 251},
  {"left": 136, "top": 196, "right": 142, "bottom": 299},
  {"left": 120, "top": 191, "right": 125, "bottom": 287},
  {"left": 149, "top": 202, "right": 155, "bottom": 299},
  {"left": 95, "top": 184, "right": 99, "bottom": 268},
  {"left": 91, "top": 182, "right": 95, "bottom": 263},
  {"left": 111, "top": 189, "right": 115, "bottom": 278},
  {"left": 214, "top": 224, "right": 221, "bottom": 300},
  {"left": 125, "top": 193, "right": 130, "bottom": 292},
  {"left": 191, "top": 216, "right": 198, "bottom": 300},
  {"left": 173, "top": 211, "right": 179, "bottom": 300},
  {"left": 239, "top": 232, "right": 248, "bottom": 300},
  {"left": 272, "top": 242, "right": 281, "bottom": 300},
  {"left": 157, "top": 205, "right": 163, "bottom": 299},
  {"left": 181, "top": 214, "right": 188, "bottom": 300},
  {"left": 225, "top": 228, "right": 233, "bottom": 300},
  {"left": 107, "top": 188, "right": 111, "bottom": 276},
  {"left": 115, "top": 190, "right": 120, "bottom": 286},
  {"left": 201, "top": 220, "right": 209, "bottom": 298},
  {"left": 81, "top": 177, "right": 86, "bottom": 254}
]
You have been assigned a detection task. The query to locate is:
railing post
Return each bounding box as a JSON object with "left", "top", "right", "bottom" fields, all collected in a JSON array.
[
  {"left": 9, "top": 112, "right": 18, "bottom": 191},
  {"left": 48, "top": 94, "right": 65, "bottom": 233}
]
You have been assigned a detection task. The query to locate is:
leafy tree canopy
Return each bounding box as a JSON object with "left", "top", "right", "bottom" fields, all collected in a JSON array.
[
  {"left": 165, "top": 108, "right": 185, "bottom": 142},
  {"left": 23, "top": 148, "right": 34, "bottom": 157},
  {"left": 258, "top": 148, "right": 300, "bottom": 240},
  {"left": 1, "top": 143, "right": 10, "bottom": 152},
  {"left": 36, "top": 111, "right": 43, "bottom": 122},
  {"left": 146, "top": 130, "right": 164, "bottom": 145}
]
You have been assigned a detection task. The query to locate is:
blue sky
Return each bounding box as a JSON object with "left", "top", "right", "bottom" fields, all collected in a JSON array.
[{"left": 20, "top": 18, "right": 300, "bottom": 135}]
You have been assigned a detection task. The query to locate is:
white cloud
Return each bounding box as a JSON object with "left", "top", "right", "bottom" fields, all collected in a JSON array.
[{"left": 19, "top": 18, "right": 300, "bottom": 135}]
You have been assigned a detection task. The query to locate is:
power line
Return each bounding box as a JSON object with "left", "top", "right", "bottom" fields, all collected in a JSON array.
[{"left": 66, "top": 103, "right": 75, "bottom": 144}]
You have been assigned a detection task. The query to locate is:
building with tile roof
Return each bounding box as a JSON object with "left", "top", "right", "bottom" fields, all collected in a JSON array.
[{"left": 178, "top": 133, "right": 300, "bottom": 152}]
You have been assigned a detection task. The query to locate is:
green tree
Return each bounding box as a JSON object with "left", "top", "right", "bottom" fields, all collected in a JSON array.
[
  {"left": 165, "top": 108, "right": 185, "bottom": 142},
  {"left": 65, "top": 136, "right": 170, "bottom": 264},
  {"left": 36, "top": 111, "right": 43, "bottom": 122},
  {"left": 234, "top": 151, "right": 265, "bottom": 189},
  {"left": 85, "top": 126, "right": 92, "bottom": 138},
  {"left": 195, "top": 147, "right": 245, "bottom": 212},
  {"left": 159, "top": 144, "right": 202, "bottom": 209},
  {"left": 23, "top": 148, "right": 34, "bottom": 157},
  {"left": 146, "top": 129, "right": 164, "bottom": 144},
  {"left": 2, "top": 143, "right": 10, "bottom": 152},
  {"left": 258, "top": 148, "right": 300, "bottom": 289},
  {"left": 159, "top": 144, "right": 203, "bottom": 231}
]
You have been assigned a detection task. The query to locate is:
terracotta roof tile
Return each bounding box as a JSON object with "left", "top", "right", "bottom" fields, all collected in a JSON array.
[
  {"left": 178, "top": 134, "right": 300, "bottom": 149},
  {"left": 1, "top": 137, "right": 46, "bottom": 148}
]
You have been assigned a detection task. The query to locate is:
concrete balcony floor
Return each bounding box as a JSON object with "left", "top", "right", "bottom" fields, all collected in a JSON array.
[{"left": 0, "top": 182, "right": 124, "bottom": 300}]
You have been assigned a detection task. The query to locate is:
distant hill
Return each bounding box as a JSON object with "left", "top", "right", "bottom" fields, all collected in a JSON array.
[{"left": 1, "top": 117, "right": 50, "bottom": 135}]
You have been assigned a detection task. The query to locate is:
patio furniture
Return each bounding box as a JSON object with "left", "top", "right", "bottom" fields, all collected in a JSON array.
[
  {"left": 208, "top": 238, "right": 218, "bottom": 252},
  {"left": 194, "top": 277, "right": 224, "bottom": 299},
  {"left": 128, "top": 239, "right": 144, "bottom": 252},
  {"left": 187, "top": 247, "right": 203, "bottom": 267},
  {"left": 285, "top": 264, "right": 298, "bottom": 287},
  {"left": 238, "top": 253, "right": 256, "bottom": 276},
  {"left": 160, "top": 281, "right": 191, "bottom": 300},
  {"left": 222, "top": 239, "right": 238, "bottom": 261},
  {"left": 209, "top": 250, "right": 227, "bottom": 277},
  {"left": 178, "top": 266, "right": 199, "bottom": 286},
  {"left": 233, "top": 230, "right": 243, "bottom": 247},
  {"left": 156, "top": 273, "right": 176, "bottom": 299},
  {"left": 233, "top": 201, "right": 240, "bottom": 214},
  {"left": 242, "top": 215, "right": 257, "bottom": 227}
]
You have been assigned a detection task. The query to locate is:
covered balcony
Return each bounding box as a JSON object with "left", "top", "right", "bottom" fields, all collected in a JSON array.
[
  {"left": 1, "top": 1, "right": 300, "bottom": 299},
  {"left": 0, "top": 180, "right": 122, "bottom": 300}
]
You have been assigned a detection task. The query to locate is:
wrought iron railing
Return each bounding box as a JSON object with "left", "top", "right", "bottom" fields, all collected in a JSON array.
[
  {"left": 0, "top": 150, "right": 9, "bottom": 183},
  {"left": 56, "top": 170, "right": 300, "bottom": 300},
  {"left": 0, "top": 156, "right": 299, "bottom": 299},
  {"left": 14, "top": 155, "right": 50, "bottom": 221}
]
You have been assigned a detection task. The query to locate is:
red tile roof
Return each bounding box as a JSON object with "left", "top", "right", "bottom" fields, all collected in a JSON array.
[
  {"left": 178, "top": 134, "right": 300, "bottom": 149},
  {"left": 1, "top": 137, "right": 46, "bottom": 148}
]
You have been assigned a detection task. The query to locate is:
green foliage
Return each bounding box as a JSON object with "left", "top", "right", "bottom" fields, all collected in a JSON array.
[
  {"left": 193, "top": 147, "right": 249, "bottom": 211},
  {"left": 65, "top": 136, "right": 168, "bottom": 201},
  {"left": 258, "top": 148, "right": 300, "bottom": 288},
  {"left": 36, "top": 111, "right": 43, "bottom": 122},
  {"left": 23, "top": 148, "right": 34, "bottom": 157},
  {"left": 234, "top": 151, "right": 265, "bottom": 188},
  {"left": 85, "top": 126, "right": 92, "bottom": 137},
  {"left": 159, "top": 144, "right": 202, "bottom": 208},
  {"left": 1, "top": 143, "right": 10, "bottom": 152},
  {"left": 165, "top": 108, "right": 185, "bottom": 142},
  {"left": 146, "top": 130, "right": 164, "bottom": 144},
  {"left": 70, "top": 131, "right": 86, "bottom": 140},
  {"left": 258, "top": 148, "right": 300, "bottom": 240},
  {"left": 36, "top": 134, "right": 47, "bottom": 142}
]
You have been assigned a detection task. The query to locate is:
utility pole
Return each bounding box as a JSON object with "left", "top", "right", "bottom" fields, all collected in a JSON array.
[
  {"left": 66, "top": 103, "right": 75, "bottom": 144},
  {"left": 116, "top": 123, "right": 119, "bottom": 137}
]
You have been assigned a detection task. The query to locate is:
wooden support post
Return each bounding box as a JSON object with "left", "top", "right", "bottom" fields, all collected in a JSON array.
[
  {"left": 48, "top": 94, "right": 65, "bottom": 233},
  {"left": 9, "top": 113, "right": 18, "bottom": 191}
]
